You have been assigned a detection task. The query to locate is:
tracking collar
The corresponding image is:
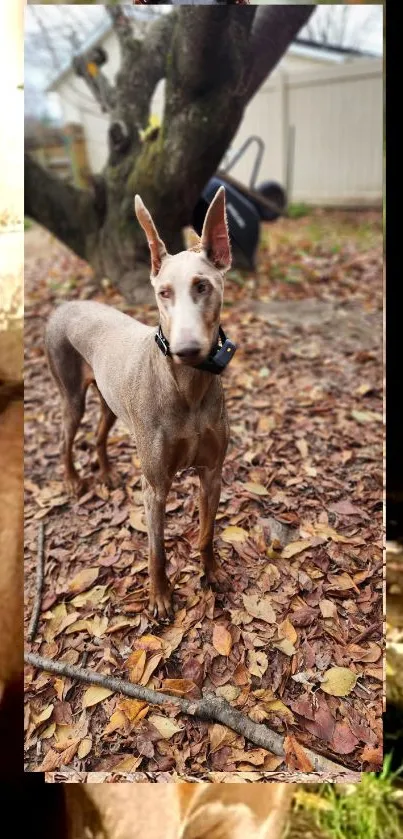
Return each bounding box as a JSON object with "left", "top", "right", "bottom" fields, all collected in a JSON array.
[{"left": 155, "top": 325, "right": 236, "bottom": 375}]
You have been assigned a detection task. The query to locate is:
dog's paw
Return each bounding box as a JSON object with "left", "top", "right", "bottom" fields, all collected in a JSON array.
[{"left": 179, "top": 802, "right": 257, "bottom": 839}]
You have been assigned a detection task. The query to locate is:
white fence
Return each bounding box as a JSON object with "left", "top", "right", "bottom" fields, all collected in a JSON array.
[{"left": 58, "top": 56, "right": 383, "bottom": 208}]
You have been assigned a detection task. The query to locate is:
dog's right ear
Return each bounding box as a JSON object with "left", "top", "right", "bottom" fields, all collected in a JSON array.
[{"left": 134, "top": 195, "right": 167, "bottom": 279}]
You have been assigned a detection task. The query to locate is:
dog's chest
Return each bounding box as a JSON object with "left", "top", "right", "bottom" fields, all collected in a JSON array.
[{"left": 168, "top": 413, "right": 225, "bottom": 471}]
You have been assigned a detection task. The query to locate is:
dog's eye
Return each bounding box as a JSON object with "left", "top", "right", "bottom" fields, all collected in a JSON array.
[
  {"left": 159, "top": 288, "right": 171, "bottom": 299},
  {"left": 196, "top": 281, "right": 208, "bottom": 294}
]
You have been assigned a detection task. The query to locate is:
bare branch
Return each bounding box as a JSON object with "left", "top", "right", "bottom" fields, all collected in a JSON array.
[
  {"left": 168, "top": 7, "right": 255, "bottom": 103},
  {"left": 245, "top": 5, "right": 315, "bottom": 101},
  {"left": 24, "top": 154, "right": 99, "bottom": 262},
  {"left": 108, "top": 4, "right": 137, "bottom": 58},
  {"left": 25, "top": 652, "right": 352, "bottom": 777}
]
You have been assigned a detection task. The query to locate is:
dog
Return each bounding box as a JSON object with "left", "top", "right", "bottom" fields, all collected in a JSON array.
[{"left": 45, "top": 187, "right": 236, "bottom": 620}]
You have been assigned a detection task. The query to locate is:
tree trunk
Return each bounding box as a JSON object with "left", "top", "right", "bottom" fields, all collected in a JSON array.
[{"left": 25, "top": 5, "right": 314, "bottom": 302}]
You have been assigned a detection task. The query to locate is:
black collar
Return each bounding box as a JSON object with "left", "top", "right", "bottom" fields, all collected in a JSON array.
[{"left": 155, "top": 325, "right": 236, "bottom": 375}]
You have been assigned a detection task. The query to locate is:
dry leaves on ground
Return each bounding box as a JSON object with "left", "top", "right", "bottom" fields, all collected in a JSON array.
[{"left": 24, "top": 211, "right": 383, "bottom": 775}]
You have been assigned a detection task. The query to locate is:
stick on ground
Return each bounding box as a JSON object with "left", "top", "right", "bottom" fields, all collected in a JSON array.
[
  {"left": 27, "top": 522, "right": 45, "bottom": 642},
  {"left": 25, "top": 651, "right": 352, "bottom": 776}
]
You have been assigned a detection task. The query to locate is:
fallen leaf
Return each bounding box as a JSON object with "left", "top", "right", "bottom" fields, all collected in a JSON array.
[
  {"left": 242, "top": 594, "right": 276, "bottom": 623},
  {"left": 244, "top": 482, "right": 269, "bottom": 496},
  {"left": 148, "top": 714, "right": 183, "bottom": 739},
  {"left": 284, "top": 734, "right": 314, "bottom": 772},
  {"left": 221, "top": 526, "right": 249, "bottom": 544},
  {"left": 127, "top": 650, "right": 146, "bottom": 683},
  {"left": 247, "top": 650, "right": 269, "bottom": 677},
  {"left": 129, "top": 509, "right": 148, "bottom": 533},
  {"left": 320, "top": 667, "right": 357, "bottom": 697},
  {"left": 272, "top": 638, "right": 296, "bottom": 657},
  {"left": 282, "top": 539, "right": 311, "bottom": 559},
  {"left": 68, "top": 568, "right": 99, "bottom": 595},
  {"left": 78, "top": 738, "right": 92, "bottom": 759},
  {"left": 82, "top": 686, "right": 114, "bottom": 709},
  {"left": 213, "top": 624, "right": 233, "bottom": 656}
]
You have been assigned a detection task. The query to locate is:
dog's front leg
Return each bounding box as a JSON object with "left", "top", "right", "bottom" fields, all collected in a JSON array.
[
  {"left": 197, "top": 465, "right": 228, "bottom": 590},
  {"left": 142, "top": 476, "right": 173, "bottom": 621}
]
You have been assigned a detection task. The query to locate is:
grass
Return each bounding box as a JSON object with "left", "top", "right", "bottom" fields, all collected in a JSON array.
[
  {"left": 287, "top": 203, "right": 310, "bottom": 220},
  {"left": 294, "top": 756, "right": 403, "bottom": 839},
  {"left": 24, "top": 217, "right": 33, "bottom": 231}
]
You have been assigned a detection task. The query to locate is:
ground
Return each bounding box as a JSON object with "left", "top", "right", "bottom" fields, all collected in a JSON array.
[{"left": 24, "top": 210, "right": 383, "bottom": 777}]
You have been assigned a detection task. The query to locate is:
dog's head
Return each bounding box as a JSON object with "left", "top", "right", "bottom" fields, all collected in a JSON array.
[{"left": 134, "top": 187, "right": 231, "bottom": 367}]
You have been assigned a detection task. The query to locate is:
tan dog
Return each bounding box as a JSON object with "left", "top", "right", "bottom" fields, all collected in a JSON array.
[
  {"left": 46, "top": 187, "right": 235, "bottom": 621},
  {"left": 177, "top": 783, "right": 294, "bottom": 839}
]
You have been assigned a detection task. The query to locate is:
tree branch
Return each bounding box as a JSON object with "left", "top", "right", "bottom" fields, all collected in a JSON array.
[
  {"left": 245, "top": 5, "right": 315, "bottom": 101},
  {"left": 169, "top": 6, "right": 255, "bottom": 102},
  {"left": 24, "top": 154, "right": 99, "bottom": 262},
  {"left": 25, "top": 652, "right": 352, "bottom": 777}
]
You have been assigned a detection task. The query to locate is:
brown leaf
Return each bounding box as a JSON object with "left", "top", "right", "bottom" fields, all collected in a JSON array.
[
  {"left": 242, "top": 594, "right": 276, "bottom": 623},
  {"left": 213, "top": 624, "right": 233, "bottom": 657},
  {"left": 283, "top": 735, "right": 314, "bottom": 772}
]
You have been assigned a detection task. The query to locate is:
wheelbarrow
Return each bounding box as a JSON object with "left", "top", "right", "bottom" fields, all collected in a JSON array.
[{"left": 192, "top": 136, "right": 287, "bottom": 270}]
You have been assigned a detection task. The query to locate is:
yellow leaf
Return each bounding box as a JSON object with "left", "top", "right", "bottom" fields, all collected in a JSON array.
[
  {"left": 273, "top": 638, "right": 296, "bottom": 657},
  {"left": 264, "top": 699, "right": 295, "bottom": 725},
  {"left": 282, "top": 540, "right": 311, "bottom": 559},
  {"left": 351, "top": 409, "right": 382, "bottom": 424},
  {"left": 129, "top": 509, "right": 148, "bottom": 533},
  {"left": 221, "top": 526, "right": 248, "bottom": 544},
  {"left": 319, "top": 599, "right": 338, "bottom": 618},
  {"left": 41, "top": 723, "right": 56, "bottom": 740},
  {"left": 216, "top": 685, "right": 241, "bottom": 702},
  {"left": 71, "top": 585, "right": 109, "bottom": 608},
  {"left": 148, "top": 714, "right": 183, "bottom": 739},
  {"left": 247, "top": 649, "right": 268, "bottom": 677},
  {"left": 34, "top": 704, "right": 54, "bottom": 725},
  {"left": 114, "top": 755, "right": 143, "bottom": 772},
  {"left": 103, "top": 710, "right": 127, "bottom": 735},
  {"left": 320, "top": 667, "right": 357, "bottom": 697},
  {"left": 64, "top": 619, "right": 90, "bottom": 635},
  {"left": 118, "top": 699, "right": 149, "bottom": 723},
  {"left": 244, "top": 482, "right": 269, "bottom": 496},
  {"left": 82, "top": 686, "right": 113, "bottom": 708},
  {"left": 296, "top": 439, "right": 308, "bottom": 458},
  {"left": 78, "top": 738, "right": 92, "bottom": 759},
  {"left": 242, "top": 594, "right": 276, "bottom": 623},
  {"left": 213, "top": 624, "right": 232, "bottom": 656},
  {"left": 89, "top": 615, "right": 109, "bottom": 638},
  {"left": 68, "top": 568, "right": 99, "bottom": 595},
  {"left": 278, "top": 619, "right": 297, "bottom": 644}
]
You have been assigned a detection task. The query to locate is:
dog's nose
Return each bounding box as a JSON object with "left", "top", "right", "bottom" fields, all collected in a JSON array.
[{"left": 175, "top": 342, "right": 202, "bottom": 359}]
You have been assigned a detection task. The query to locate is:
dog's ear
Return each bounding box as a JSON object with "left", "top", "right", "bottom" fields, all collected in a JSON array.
[
  {"left": 201, "top": 186, "right": 231, "bottom": 272},
  {"left": 134, "top": 195, "right": 167, "bottom": 278},
  {"left": 179, "top": 802, "right": 257, "bottom": 839}
]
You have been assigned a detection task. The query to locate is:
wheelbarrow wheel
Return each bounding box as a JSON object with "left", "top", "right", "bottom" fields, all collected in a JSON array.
[{"left": 256, "top": 181, "right": 287, "bottom": 222}]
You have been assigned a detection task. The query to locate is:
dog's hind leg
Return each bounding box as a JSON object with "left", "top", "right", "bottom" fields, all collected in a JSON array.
[
  {"left": 95, "top": 387, "right": 117, "bottom": 487},
  {"left": 46, "top": 338, "right": 91, "bottom": 496}
]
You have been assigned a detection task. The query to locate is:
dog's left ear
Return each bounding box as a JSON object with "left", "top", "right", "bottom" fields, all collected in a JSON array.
[
  {"left": 201, "top": 186, "right": 231, "bottom": 272},
  {"left": 134, "top": 195, "right": 167, "bottom": 279}
]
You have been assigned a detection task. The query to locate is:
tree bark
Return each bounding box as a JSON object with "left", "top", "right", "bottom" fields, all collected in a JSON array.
[{"left": 25, "top": 5, "right": 314, "bottom": 301}]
